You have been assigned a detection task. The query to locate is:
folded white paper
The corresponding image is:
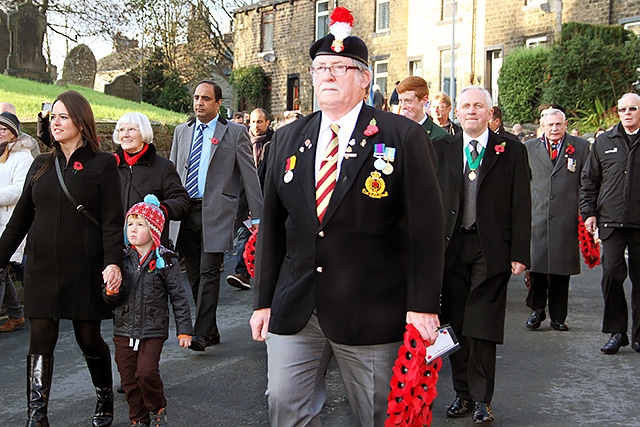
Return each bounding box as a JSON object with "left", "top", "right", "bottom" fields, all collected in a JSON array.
[{"left": 426, "top": 325, "right": 460, "bottom": 364}]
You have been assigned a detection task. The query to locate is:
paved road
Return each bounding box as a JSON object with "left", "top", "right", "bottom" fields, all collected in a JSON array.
[{"left": 1, "top": 261, "right": 639, "bottom": 426}]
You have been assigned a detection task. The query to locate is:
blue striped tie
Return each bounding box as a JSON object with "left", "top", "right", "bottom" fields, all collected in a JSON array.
[{"left": 186, "top": 123, "right": 206, "bottom": 197}]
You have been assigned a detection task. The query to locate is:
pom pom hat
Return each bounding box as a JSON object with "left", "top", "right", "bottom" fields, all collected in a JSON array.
[
  {"left": 125, "top": 194, "right": 165, "bottom": 249},
  {"left": 309, "top": 7, "right": 368, "bottom": 65}
]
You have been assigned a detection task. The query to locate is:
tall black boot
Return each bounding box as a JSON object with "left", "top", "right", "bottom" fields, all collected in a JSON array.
[
  {"left": 84, "top": 352, "right": 114, "bottom": 427},
  {"left": 26, "top": 354, "right": 53, "bottom": 427}
]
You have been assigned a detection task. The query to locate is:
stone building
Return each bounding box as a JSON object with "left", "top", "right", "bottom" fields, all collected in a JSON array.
[{"left": 233, "top": 0, "right": 640, "bottom": 116}]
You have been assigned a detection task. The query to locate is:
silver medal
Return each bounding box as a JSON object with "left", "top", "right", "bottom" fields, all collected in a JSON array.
[
  {"left": 374, "top": 158, "right": 387, "bottom": 171},
  {"left": 284, "top": 170, "right": 294, "bottom": 183},
  {"left": 468, "top": 171, "right": 477, "bottom": 181}
]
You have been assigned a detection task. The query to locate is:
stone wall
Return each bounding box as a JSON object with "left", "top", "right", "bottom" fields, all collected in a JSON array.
[{"left": 19, "top": 121, "right": 177, "bottom": 159}]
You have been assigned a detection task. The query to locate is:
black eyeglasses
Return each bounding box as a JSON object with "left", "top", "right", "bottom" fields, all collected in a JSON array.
[
  {"left": 618, "top": 106, "right": 639, "bottom": 113},
  {"left": 308, "top": 65, "right": 359, "bottom": 77}
]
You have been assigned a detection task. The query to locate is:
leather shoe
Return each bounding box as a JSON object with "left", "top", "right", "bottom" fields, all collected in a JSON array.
[
  {"left": 550, "top": 320, "right": 569, "bottom": 331},
  {"left": 526, "top": 309, "right": 546, "bottom": 330},
  {"left": 446, "top": 396, "right": 474, "bottom": 418},
  {"left": 189, "top": 334, "right": 221, "bottom": 351},
  {"left": 601, "top": 333, "right": 629, "bottom": 354},
  {"left": 473, "top": 402, "right": 494, "bottom": 424},
  {"left": 632, "top": 342, "right": 640, "bottom": 353}
]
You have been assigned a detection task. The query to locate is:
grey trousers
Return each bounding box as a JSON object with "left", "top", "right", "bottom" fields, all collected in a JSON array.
[{"left": 265, "top": 313, "right": 399, "bottom": 427}]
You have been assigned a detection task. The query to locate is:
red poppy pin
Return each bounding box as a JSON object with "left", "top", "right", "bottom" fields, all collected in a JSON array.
[
  {"left": 363, "top": 118, "right": 379, "bottom": 137},
  {"left": 73, "top": 161, "right": 83, "bottom": 174},
  {"left": 565, "top": 144, "right": 575, "bottom": 155},
  {"left": 494, "top": 142, "right": 506, "bottom": 154},
  {"left": 211, "top": 137, "right": 219, "bottom": 145},
  {"left": 147, "top": 259, "right": 156, "bottom": 274}
]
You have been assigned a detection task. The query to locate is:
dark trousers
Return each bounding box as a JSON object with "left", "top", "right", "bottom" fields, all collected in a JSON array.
[
  {"left": 177, "top": 204, "right": 223, "bottom": 337},
  {"left": 442, "top": 232, "right": 499, "bottom": 403},
  {"left": 600, "top": 228, "right": 640, "bottom": 343},
  {"left": 526, "top": 273, "right": 570, "bottom": 322},
  {"left": 230, "top": 226, "right": 251, "bottom": 277},
  {"left": 114, "top": 336, "right": 166, "bottom": 424}
]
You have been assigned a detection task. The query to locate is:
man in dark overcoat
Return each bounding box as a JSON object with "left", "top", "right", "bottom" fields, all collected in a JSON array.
[
  {"left": 434, "top": 86, "right": 531, "bottom": 424},
  {"left": 523, "top": 108, "right": 590, "bottom": 331},
  {"left": 249, "top": 7, "right": 444, "bottom": 427}
]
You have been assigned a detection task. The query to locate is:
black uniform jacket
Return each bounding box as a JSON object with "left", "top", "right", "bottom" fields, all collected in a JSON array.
[{"left": 254, "top": 103, "right": 445, "bottom": 346}]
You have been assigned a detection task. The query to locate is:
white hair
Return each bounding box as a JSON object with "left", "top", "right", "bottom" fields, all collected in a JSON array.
[
  {"left": 541, "top": 108, "right": 566, "bottom": 122},
  {"left": 459, "top": 86, "right": 493, "bottom": 108},
  {"left": 113, "top": 112, "right": 154, "bottom": 145}
]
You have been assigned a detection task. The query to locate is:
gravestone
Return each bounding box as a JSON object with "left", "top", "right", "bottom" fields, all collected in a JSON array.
[
  {"left": 0, "top": 10, "right": 9, "bottom": 74},
  {"left": 5, "top": 0, "right": 51, "bottom": 83},
  {"left": 61, "top": 44, "right": 96, "bottom": 88},
  {"left": 104, "top": 74, "right": 142, "bottom": 102}
]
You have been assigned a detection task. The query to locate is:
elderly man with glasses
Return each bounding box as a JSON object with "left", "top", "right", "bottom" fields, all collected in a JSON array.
[
  {"left": 582, "top": 93, "right": 640, "bottom": 355},
  {"left": 250, "top": 7, "right": 444, "bottom": 427}
]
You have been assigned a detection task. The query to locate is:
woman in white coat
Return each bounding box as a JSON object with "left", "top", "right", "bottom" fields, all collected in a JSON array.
[{"left": 0, "top": 112, "right": 35, "bottom": 332}]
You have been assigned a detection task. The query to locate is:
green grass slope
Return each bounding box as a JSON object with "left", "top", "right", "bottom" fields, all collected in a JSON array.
[{"left": 0, "top": 74, "right": 188, "bottom": 125}]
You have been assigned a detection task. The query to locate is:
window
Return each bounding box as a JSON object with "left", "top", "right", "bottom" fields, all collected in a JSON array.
[
  {"left": 486, "top": 49, "right": 503, "bottom": 104},
  {"left": 374, "top": 61, "right": 388, "bottom": 96},
  {"left": 287, "top": 75, "right": 300, "bottom": 111},
  {"left": 624, "top": 21, "right": 640, "bottom": 36},
  {"left": 316, "top": 1, "right": 330, "bottom": 40},
  {"left": 440, "top": 49, "right": 457, "bottom": 96},
  {"left": 526, "top": 36, "right": 547, "bottom": 47},
  {"left": 442, "top": 0, "right": 455, "bottom": 21},
  {"left": 261, "top": 11, "right": 274, "bottom": 52},
  {"left": 409, "top": 60, "right": 423, "bottom": 77},
  {"left": 376, "top": 0, "right": 389, "bottom": 32}
]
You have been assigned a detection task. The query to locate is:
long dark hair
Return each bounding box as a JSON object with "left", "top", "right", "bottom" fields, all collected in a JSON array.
[{"left": 33, "top": 90, "right": 102, "bottom": 181}]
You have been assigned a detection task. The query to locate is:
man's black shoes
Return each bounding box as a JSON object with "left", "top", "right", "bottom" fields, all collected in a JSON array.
[
  {"left": 446, "top": 396, "right": 474, "bottom": 418},
  {"left": 550, "top": 320, "right": 569, "bottom": 331},
  {"left": 473, "top": 402, "right": 494, "bottom": 424},
  {"left": 526, "top": 309, "right": 546, "bottom": 329},
  {"left": 189, "top": 334, "right": 221, "bottom": 351},
  {"left": 601, "top": 333, "right": 629, "bottom": 354}
]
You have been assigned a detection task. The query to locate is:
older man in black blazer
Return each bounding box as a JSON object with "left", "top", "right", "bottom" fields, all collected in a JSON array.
[
  {"left": 250, "top": 7, "right": 444, "bottom": 427},
  {"left": 434, "top": 86, "right": 531, "bottom": 424}
]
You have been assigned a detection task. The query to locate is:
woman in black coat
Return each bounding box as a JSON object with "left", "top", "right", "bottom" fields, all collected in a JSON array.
[
  {"left": 0, "top": 91, "right": 123, "bottom": 427},
  {"left": 112, "top": 112, "right": 189, "bottom": 247}
]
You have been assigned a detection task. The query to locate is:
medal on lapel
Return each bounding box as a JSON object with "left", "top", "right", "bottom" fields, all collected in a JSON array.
[
  {"left": 373, "top": 143, "right": 387, "bottom": 171},
  {"left": 284, "top": 155, "right": 296, "bottom": 183},
  {"left": 382, "top": 146, "right": 396, "bottom": 175}
]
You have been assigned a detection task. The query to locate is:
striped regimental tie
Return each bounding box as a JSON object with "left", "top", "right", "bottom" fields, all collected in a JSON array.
[
  {"left": 185, "top": 123, "right": 206, "bottom": 197},
  {"left": 316, "top": 123, "right": 340, "bottom": 223}
]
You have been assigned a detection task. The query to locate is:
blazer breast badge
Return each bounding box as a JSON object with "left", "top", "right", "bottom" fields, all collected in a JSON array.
[{"left": 362, "top": 171, "right": 388, "bottom": 198}]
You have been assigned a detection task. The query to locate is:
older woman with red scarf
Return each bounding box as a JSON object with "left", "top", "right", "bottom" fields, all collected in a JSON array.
[{"left": 112, "top": 113, "right": 190, "bottom": 247}]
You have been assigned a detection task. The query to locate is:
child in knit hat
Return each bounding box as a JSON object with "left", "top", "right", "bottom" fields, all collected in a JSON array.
[{"left": 104, "top": 194, "right": 192, "bottom": 427}]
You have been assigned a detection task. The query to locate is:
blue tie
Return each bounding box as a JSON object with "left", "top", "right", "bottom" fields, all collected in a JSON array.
[{"left": 186, "top": 124, "right": 206, "bottom": 197}]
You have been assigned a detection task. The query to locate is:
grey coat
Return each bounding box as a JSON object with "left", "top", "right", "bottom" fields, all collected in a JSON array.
[
  {"left": 524, "top": 134, "right": 590, "bottom": 275},
  {"left": 169, "top": 116, "right": 263, "bottom": 252}
]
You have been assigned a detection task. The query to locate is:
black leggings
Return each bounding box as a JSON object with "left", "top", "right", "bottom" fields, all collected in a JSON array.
[{"left": 29, "top": 318, "right": 109, "bottom": 357}]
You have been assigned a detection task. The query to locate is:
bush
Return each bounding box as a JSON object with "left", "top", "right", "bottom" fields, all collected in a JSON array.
[
  {"left": 229, "top": 66, "right": 267, "bottom": 111},
  {"left": 497, "top": 46, "right": 551, "bottom": 124},
  {"left": 541, "top": 22, "right": 640, "bottom": 114}
]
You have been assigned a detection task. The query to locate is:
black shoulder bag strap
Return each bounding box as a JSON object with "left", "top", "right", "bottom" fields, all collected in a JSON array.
[{"left": 55, "top": 159, "right": 101, "bottom": 228}]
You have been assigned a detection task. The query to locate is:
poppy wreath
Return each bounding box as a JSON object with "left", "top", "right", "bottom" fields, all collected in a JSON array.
[
  {"left": 243, "top": 229, "right": 258, "bottom": 278},
  {"left": 386, "top": 323, "right": 442, "bottom": 427},
  {"left": 578, "top": 215, "right": 600, "bottom": 268}
]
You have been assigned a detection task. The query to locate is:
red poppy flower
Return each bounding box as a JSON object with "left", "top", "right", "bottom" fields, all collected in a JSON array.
[
  {"left": 566, "top": 144, "right": 575, "bottom": 155},
  {"left": 73, "top": 161, "right": 83, "bottom": 173},
  {"left": 211, "top": 137, "right": 219, "bottom": 145},
  {"left": 147, "top": 259, "right": 156, "bottom": 273},
  {"left": 364, "top": 125, "right": 379, "bottom": 136},
  {"left": 494, "top": 144, "right": 505, "bottom": 154}
]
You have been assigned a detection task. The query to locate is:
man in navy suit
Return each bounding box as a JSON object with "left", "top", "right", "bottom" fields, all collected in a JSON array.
[{"left": 250, "top": 7, "right": 444, "bottom": 427}]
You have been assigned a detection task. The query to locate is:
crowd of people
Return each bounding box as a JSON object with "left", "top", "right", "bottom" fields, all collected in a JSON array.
[{"left": 2, "top": 6, "right": 640, "bottom": 427}]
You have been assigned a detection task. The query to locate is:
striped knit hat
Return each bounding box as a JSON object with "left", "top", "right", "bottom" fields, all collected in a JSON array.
[
  {"left": 0, "top": 112, "right": 20, "bottom": 138},
  {"left": 125, "top": 194, "right": 165, "bottom": 248}
]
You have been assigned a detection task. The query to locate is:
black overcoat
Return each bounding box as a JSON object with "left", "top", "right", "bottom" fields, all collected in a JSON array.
[
  {"left": 254, "top": 104, "right": 445, "bottom": 346},
  {"left": 0, "top": 143, "right": 123, "bottom": 320}
]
